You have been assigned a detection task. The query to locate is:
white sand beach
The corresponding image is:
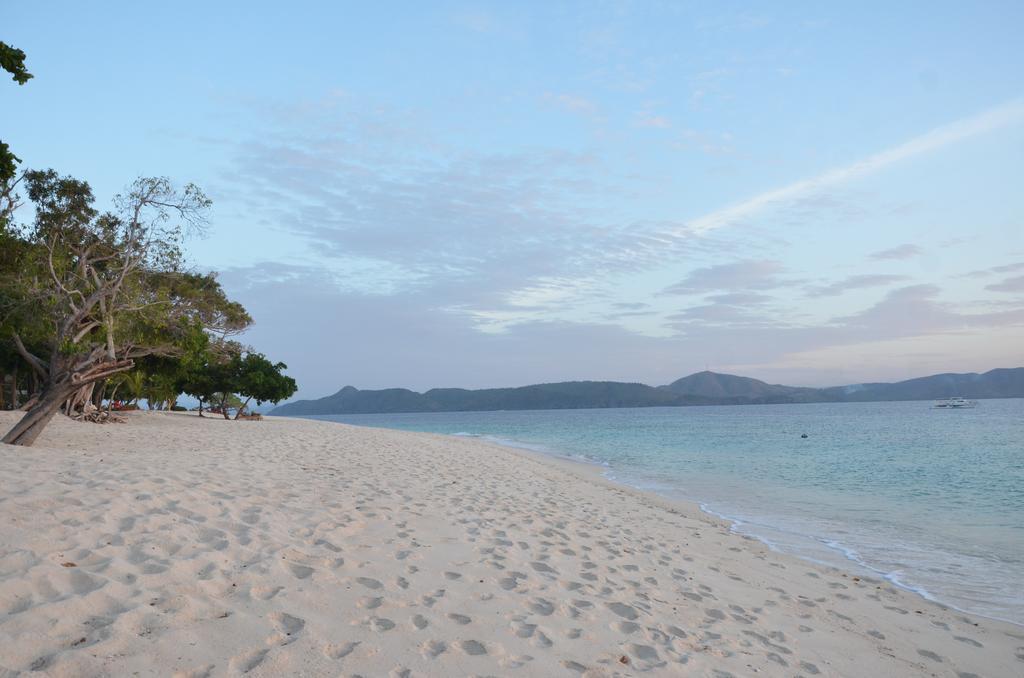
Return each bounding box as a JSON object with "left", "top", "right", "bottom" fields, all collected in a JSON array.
[{"left": 0, "top": 411, "right": 1021, "bottom": 677}]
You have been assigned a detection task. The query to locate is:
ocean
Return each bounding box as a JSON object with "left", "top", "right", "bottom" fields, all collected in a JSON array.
[{"left": 304, "top": 399, "right": 1024, "bottom": 625}]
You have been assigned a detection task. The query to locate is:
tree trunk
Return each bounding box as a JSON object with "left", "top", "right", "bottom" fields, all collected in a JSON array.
[
  {"left": 1, "top": 385, "right": 77, "bottom": 446},
  {"left": 233, "top": 396, "right": 253, "bottom": 420},
  {"left": 10, "top": 366, "right": 19, "bottom": 409},
  {"left": 2, "top": 358, "right": 133, "bottom": 446},
  {"left": 106, "top": 382, "right": 121, "bottom": 414},
  {"left": 71, "top": 382, "right": 97, "bottom": 417},
  {"left": 92, "top": 381, "right": 105, "bottom": 410}
]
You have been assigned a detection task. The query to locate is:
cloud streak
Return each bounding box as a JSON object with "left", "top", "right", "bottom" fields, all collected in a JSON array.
[
  {"left": 805, "top": 274, "right": 910, "bottom": 298},
  {"left": 660, "top": 260, "right": 791, "bottom": 295},
  {"left": 673, "top": 99, "right": 1024, "bottom": 236},
  {"left": 870, "top": 244, "right": 923, "bottom": 261}
]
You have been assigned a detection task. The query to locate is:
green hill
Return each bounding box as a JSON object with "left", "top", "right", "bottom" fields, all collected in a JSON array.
[{"left": 269, "top": 367, "right": 1024, "bottom": 415}]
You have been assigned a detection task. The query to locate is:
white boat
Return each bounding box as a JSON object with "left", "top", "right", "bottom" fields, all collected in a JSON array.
[{"left": 933, "top": 396, "right": 977, "bottom": 409}]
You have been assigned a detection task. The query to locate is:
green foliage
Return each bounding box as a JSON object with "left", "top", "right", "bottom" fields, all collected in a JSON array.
[
  {"left": 178, "top": 346, "right": 296, "bottom": 417},
  {"left": 2, "top": 168, "right": 278, "bottom": 433},
  {"left": 6, "top": 170, "right": 228, "bottom": 364},
  {"left": 0, "top": 141, "right": 19, "bottom": 185},
  {"left": 233, "top": 352, "right": 297, "bottom": 408},
  {"left": 0, "top": 39, "right": 294, "bottom": 441},
  {"left": 1, "top": 41, "right": 31, "bottom": 215},
  {"left": 0, "top": 41, "right": 32, "bottom": 85},
  {"left": 180, "top": 342, "right": 226, "bottom": 393}
]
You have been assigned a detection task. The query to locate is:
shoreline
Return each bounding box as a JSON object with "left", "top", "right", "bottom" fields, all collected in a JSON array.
[
  {"left": 432, "top": 424, "right": 1024, "bottom": 630},
  {"left": 2, "top": 410, "right": 1022, "bottom": 677},
  {"left": 302, "top": 410, "right": 1024, "bottom": 630}
]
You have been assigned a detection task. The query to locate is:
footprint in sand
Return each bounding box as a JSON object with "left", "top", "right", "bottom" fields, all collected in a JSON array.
[
  {"left": 355, "top": 576, "right": 383, "bottom": 590},
  {"left": 228, "top": 647, "right": 268, "bottom": 674},
  {"left": 251, "top": 585, "right": 283, "bottom": 600},
  {"left": 458, "top": 640, "right": 488, "bottom": 655},
  {"left": 286, "top": 563, "right": 314, "bottom": 579},
  {"left": 629, "top": 643, "right": 661, "bottom": 663},
  {"left": 267, "top": 612, "right": 305, "bottom": 645},
  {"left": 528, "top": 597, "right": 555, "bottom": 615},
  {"left": 370, "top": 616, "right": 396, "bottom": 632},
  {"left": 420, "top": 640, "right": 447, "bottom": 658},
  {"left": 323, "top": 640, "right": 360, "bottom": 660},
  {"left": 799, "top": 660, "right": 822, "bottom": 674},
  {"left": 512, "top": 621, "right": 537, "bottom": 638},
  {"left": 531, "top": 561, "right": 557, "bottom": 574}
]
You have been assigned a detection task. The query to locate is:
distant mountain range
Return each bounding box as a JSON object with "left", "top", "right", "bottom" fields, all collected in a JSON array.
[{"left": 268, "top": 367, "right": 1024, "bottom": 416}]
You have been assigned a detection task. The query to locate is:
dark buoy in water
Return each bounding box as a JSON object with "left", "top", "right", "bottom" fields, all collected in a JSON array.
[{"left": 801, "top": 433, "right": 809, "bottom": 439}]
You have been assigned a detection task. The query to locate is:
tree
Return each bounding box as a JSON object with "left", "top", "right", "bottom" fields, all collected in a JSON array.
[
  {"left": 232, "top": 352, "right": 297, "bottom": 419},
  {"left": 1, "top": 171, "right": 215, "bottom": 445},
  {"left": 2, "top": 40, "right": 32, "bottom": 225},
  {"left": 0, "top": 40, "right": 42, "bottom": 399},
  {"left": 179, "top": 362, "right": 217, "bottom": 417},
  {"left": 116, "top": 370, "right": 146, "bottom": 407},
  {"left": 177, "top": 347, "right": 296, "bottom": 420}
]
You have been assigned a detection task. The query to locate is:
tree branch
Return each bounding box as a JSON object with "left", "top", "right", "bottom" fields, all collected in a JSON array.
[{"left": 11, "top": 332, "right": 49, "bottom": 379}]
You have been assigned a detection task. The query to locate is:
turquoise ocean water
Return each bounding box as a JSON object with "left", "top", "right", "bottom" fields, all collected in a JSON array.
[{"left": 304, "top": 399, "right": 1024, "bottom": 625}]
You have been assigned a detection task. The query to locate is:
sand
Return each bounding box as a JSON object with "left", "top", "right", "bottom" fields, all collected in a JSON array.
[{"left": 0, "top": 411, "right": 1021, "bottom": 677}]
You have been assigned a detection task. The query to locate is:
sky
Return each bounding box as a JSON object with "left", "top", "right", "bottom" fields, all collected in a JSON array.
[{"left": 4, "top": 1, "right": 1024, "bottom": 397}]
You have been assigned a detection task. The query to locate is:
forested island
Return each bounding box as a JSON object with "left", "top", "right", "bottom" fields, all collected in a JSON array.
[{"left": 270, "top": 367, "right": 1024, "bottom": 415}]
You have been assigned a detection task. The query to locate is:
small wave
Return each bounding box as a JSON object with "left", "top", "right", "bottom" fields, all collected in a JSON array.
[
  {"left": 690, "top": 502, "right": 960, "bottom": 612},
  {"left": 695, "top": 507, "right": 1022, "bottom": 626},
  {"left": 451, "top": 431, "right": 613, "bottom": 468},
  {"left": 884, "top": 570, "right": 937, "bottom": 601}
]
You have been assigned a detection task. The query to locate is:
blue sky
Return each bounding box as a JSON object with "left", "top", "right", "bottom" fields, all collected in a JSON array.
[{"left": 4, "top": 1, "right": 1023, "bottom": 396}]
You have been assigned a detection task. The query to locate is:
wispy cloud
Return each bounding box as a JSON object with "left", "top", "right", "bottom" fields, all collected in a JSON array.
[
  {"left": 987, "top": 275, "right": 1024, "bottom": 293},
  {"left": 675, "top": 99, "right": 1024, "bottom": 236},
  {"left": 636, "top": 113, "right": 671, "bottom": 129},
  {"left": 544, "top": 93, "right": 596, "bottom": 115},
  {"left": 660, "top": 260, "right": 791, "bottom": 295},
  {"left": 959, "top": 261, "right": 1024, "bottom": 279},
  {"left": 870, "top": 244, "right": 923, "bottom": 260},
  {"left": 672, "top": 128, "right": 735, "bottom": 156},
  {"left": 806, "top": 274, "right": 910, "bottom": 297},
  {"left": 214, "top": 90, "right": 1024, "bottom": 367}
]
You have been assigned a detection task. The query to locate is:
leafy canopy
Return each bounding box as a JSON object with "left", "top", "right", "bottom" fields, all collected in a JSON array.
[{"left": 0, "top": 41, "right": 32, "bottom": 85}]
